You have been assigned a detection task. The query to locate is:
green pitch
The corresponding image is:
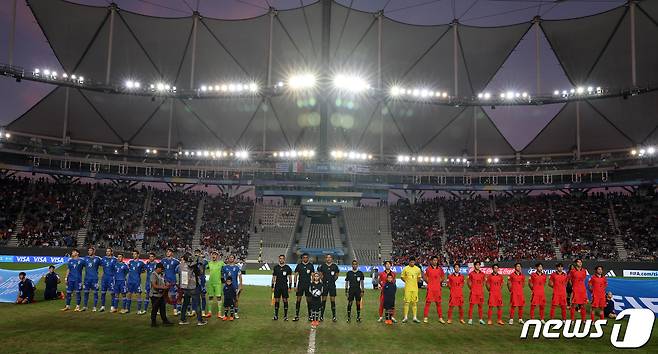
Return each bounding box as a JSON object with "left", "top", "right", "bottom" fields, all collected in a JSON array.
[{"left": 0, "top": 263, "right": 656, "bottom": 353}]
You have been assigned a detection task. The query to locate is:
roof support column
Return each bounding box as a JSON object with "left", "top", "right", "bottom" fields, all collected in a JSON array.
[
  {"left": 167, "top": 98, "right": 173, "bottom": 153},
  {"left": 105, "top": 4, "right": 117, "bottom": 85},
  {"left": 533, "top": 16, "right": 541, "bottom": 93},
  {"left": 8, "top": 0, "right": 16, "bottom": 66},
  {"left": 319, "top": 0, "right": 332, "bottom": 160},
  {"left": 630, "top": 1, "right": 637, "bottom": 86},
  {"left": 378, "top": 11, "right": 383, "bottom": 160},
  {"left": 473, "top": 106, "right": 478, "bottom": 165},
  {"left": 452, "top": 20, "right": 459, "bottom": 96},
  {"left": 576, "top": 101, "right": 581, "bottom": 160},
  {"left": 190, "top": 12, "right": 199, "bottom": 89},
  {"left": 264, "top": 9, "right": 275, "bottom": 153},
  {"left": 62, "top": 88, "right": 70, "bottom": 144}
]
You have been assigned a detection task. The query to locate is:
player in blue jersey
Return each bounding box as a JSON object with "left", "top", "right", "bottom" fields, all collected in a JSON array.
[
  {"left": 112, "top": 253, "right": 129, "bottom": 313},
  {"left": 62, "top": 248, "right": 84, "bottom": 311},
  {"left": 222, "top": 254, "right": 243, "bottom": 319},
  {"left": 143, "top": 252, "right": 158, "bottom": 314},
  {"left": 194, "top": 249, "right": 209, "bottom": 317},
  {"left": 161, "top": 248, "right": 181, "bottom": 315},
  {"left": 82, "top": 246, "right": 102, "bottom": 312},
  {"left": 99, "top": 248, "right": 117, "bottom": 312},
  {"left": 127, "top": 250, "right": 146, "bottom": 314}
]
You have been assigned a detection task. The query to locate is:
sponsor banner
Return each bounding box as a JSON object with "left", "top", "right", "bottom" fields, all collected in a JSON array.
[
  {"left": 0, "top": 264, "right": 65, "bottom": 303},
  {"left": 606, "top": 278, "right": 658, "bottom": 318},
  {"left": 0, "top": 255, "right": 69, "bottom": 264},
  {"left": 623, "top": 269, "right": 658, "bottom": 278}
]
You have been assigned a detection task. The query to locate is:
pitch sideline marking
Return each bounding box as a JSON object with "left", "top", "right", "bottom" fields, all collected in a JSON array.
[{"left": 307, "top": 327, "right": 317, "bottom": 354}]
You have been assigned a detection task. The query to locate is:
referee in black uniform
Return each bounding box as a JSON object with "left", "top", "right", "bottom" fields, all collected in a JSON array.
[
  {"left": 272, "top": 255, "right": 293, "bottom": 321},
  {"left": 318, "top": 254, "right": 339, "bottom": 322},
  {"left": 293, "top": 253, "right": 314, "bottom": 321},
  {"left": 345, "top": 260, "right": 365, "bottom": 322}
]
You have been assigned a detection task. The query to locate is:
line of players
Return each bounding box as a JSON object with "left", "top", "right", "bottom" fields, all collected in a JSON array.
[
  {"left": 273, "top": 254, "right": 608, "bottom": 326},
  {"left": 388, "top": 256, "right": 608, "bottom": 325},
  {"left": 60, "top": 247, "right": 243, "bottom": 320}
]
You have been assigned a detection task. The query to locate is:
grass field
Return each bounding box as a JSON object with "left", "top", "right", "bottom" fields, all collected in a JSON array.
[{"left": 0, "top": 263, "right": 656, "bottom": 353}]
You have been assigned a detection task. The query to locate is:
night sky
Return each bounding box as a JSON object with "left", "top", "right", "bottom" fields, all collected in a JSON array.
[{"left": 0, "top": 0, "right": 625, "bottom": 151}]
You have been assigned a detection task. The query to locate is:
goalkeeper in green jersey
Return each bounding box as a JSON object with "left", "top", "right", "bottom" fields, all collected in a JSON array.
[{"left": 205, "top": 251, "right": 225, "bottom": 318}]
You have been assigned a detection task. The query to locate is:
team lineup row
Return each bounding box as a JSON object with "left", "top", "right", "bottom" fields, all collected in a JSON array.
[{"left": 55, "top": 247, "right": 610, "bottom": 328}]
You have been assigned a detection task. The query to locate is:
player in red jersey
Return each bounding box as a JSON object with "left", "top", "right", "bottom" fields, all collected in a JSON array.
[
  {"left": 588, "top": 265, "right": 608, "bottom": 320},
  {"left": 467, "top": 261, "right": 486, "bottom": 325},
  {"left": 422, "top": 256, "right": 445, "bottom": 324},
  {"left": 377, "top": 261, "right": 396, "bottom": 322},
  {"left": 568, "top": 259, "right": 588, "bottom": 320},
  {"left": 486, "top": 264, "right": 505, "bottom": 325},
  {"left": 507, "top": 262, "right": 525, "bottom": 324},
  {"left": 549, "top": 262, "right": 568, "bottom": 320},
  {"left": 447, "top": 263, "right": 465, "bottom": 324},
  {"left": 529, "top": 263, "right": 547, "bottom": 322}
]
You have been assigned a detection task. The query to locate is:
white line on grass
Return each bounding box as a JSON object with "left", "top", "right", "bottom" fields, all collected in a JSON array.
[{"left": 307, "top": 327, "right": 317, "bottom": 354}]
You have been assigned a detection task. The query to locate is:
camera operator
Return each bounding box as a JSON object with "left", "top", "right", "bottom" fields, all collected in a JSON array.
[
  {"left": 177, "top": 253, "right": 207, "bottom": 326},
  {"left": 149, "top": 263, "right": 173, "bottom": 327}
]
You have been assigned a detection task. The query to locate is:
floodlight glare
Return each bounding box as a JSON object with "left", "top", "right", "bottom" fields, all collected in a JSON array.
[
  {"left": 288, "top": 73, "right": 316, "bottom": 90},
  {"left": 333, "top": 74, "right": 370, "bottom": 93},
  {"left": 249, "top": 83, "right": 259, "bottom": 92}
]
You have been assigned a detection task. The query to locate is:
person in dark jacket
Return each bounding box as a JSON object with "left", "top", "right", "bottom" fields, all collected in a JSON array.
[
  {"left": 604, "top": 292, "right": 617, "bottom": 319},
  {"left": 383, "top": 273, "right": 397, "bottom": 325},
  {"left": 223, "top": 277, "right": 237, "bottom": 320},
  {"left": 16, "top": 272, "right": 36, "bottom": 304},
  {"left": 43, "top": 265, "right": 62, "bottom": 300}
]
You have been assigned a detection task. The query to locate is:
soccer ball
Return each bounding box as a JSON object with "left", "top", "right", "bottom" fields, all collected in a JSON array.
[{"left": 311, "top": 289, "right": 322, "bottom": 297}]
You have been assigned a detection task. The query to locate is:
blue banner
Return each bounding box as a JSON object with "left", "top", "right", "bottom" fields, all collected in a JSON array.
[
  {"left": 0, "top": 265, "right": 63, "bottom": 303},
  {"left": 0, "top": 255, "right": 69, "bottom": 264},
  {"left": 605, "top": 278, "right": 658, "bottom": 318}
]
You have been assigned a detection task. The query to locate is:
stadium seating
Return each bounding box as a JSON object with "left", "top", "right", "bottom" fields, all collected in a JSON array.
[
  {"left": 343, "top": 207, "right": 392, "bottom": 266},
  {"left": 247, "top": 204, "right": 300, "bottom": 263},
  {"left": 87, "top": 184, "right": 147, "bottom": 251},
  {"left": 142, "top": 190, "right": 203, "bottom": 254},
  {"left": 0, "top": 177, "right": 29, "bottom": 245},
  {"left": 17, "top": 179, "right": 92, "bottom": 247},
  {"left": 390, "top": 200, "right": 445, "bottom": 266},
  {"left": 200, "top": 193, "right": 253, "bottom": 261},
  {"left": 611, "top": 194, "right": 658, "bottom": 261}
]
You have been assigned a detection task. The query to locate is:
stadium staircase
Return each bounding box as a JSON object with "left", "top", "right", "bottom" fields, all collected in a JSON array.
[
  {"left": 246, "top": 204, "right": 300, "bottom": 263},
  {"left": 548, "top": 200, "right": 563, "bottom": 260},
  {"left": 7, "top": 185, "right": 29, "bottom": 247},
  {"left": 438, "top": 206, "right": 448, "bottom": 259},
  {"left": 344, "top": 207, "right": 392, "bottom": 265},
  {"left": 135, "top": 188, "right": 152, "bottom": 252},
  {"left": 6, "top": 213, "right": 23, "bottom": 247},
  {"left": 607, "top": 200, "right": 629, "bottom": 261},
  {"left": 76, "top": 189, "right": 97, "bottom": 248},
  {"left": 191, "top": 194, "right": 206, "bottom": 251}
]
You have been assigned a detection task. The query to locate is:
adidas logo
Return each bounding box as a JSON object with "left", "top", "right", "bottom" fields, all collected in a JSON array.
[
  {"left": 259, "top": 263, "right": 271, "bottom": 271},
  {"left": 605, "top": 270, "right": 616, "bottom": 277}
]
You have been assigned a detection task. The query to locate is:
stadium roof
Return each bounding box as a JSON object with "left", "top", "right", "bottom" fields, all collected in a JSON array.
[{"left": 7, "top": 0, "right": 658, "bottom": 157}]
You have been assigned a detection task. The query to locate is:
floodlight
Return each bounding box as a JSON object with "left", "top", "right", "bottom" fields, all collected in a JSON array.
[{"left": 288, "top": 73, "right": 316, "bottom": 90}]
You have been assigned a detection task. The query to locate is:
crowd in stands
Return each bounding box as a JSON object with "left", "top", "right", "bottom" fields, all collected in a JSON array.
[
  {"left": 142, "top": 190, "right": 203, "bottom": 254},
  {"left": 611, "top": 194, "right": 658, "bottom": 261},
  {"left": 443, "top": 197, "right": 498, "bottom": 264},
  {"left": 17, "top": 179, "right": 92, "bottom": 247},
  {"left": 87, "top": 184, "right": 147, "bottom": 251},
  {"left": 494, "top": 196, "right": 555, "bottom": 261},
  {"left": 0, "top": 177, "right": 29, "bottom": 244},
  {"left": 551, "top": 193, "right": 618, "bottom": 260},
  {"left": 391, "top": 192, "right": 653, "bottom": 264},
  {"left": 390, "top": 199, "right": 443, "bottom": 266},
  {"left": 200, "top": 194, "right": 252, "bottom": 261}
]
